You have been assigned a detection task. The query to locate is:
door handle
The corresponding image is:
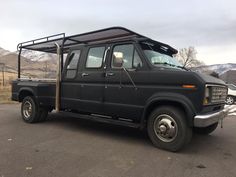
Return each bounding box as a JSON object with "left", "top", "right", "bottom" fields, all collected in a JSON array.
[
  {"left": 105, "top": 72, "right": 115, "bottom": 77},
  {"left": 82, "top": 73, "right": 89, "bottom": 77}
]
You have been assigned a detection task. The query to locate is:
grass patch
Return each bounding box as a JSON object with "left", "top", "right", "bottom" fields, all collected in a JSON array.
[
  {"left": 0, "top": 71, "right": 18, "bottom": 104},
  {"left": 0, "top": 85, "right": 14, "bottom": 104}
]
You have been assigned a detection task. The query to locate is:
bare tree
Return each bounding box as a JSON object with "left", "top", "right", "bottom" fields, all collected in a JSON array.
[{"left": 176, "top": 47, "right": 204, "bottom": 68}]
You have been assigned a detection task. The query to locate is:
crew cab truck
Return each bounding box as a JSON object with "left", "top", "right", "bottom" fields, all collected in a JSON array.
[{"left": 12, "top": 27, "right": 229, "bottom": 151}]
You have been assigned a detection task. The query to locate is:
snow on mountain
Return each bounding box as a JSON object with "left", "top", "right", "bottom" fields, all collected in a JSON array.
[
  {"left": 0, "top": 47, "right": 11, "bottom": 57},
  {"left": 1, "top": 47, "right": 57, "bottom": 63},
  {"left": 193, "top": 63, "right": 236, "bottom": 75},
  {"left": 20, "top": 50, "right": 57, "bottom": 63}
]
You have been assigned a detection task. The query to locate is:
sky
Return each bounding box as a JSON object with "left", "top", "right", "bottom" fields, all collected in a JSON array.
[{"left": 0, "top": 0, "right": 235, "bottom": 65}]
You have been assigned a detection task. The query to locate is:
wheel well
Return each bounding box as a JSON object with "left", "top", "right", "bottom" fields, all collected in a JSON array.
[
  {"left": 227, "top": 95, "right": 236, "bottom": 99},
  {"left": 143, "top": 100, "right": 191, "bottom": 126},
  {"left": 19, "top": 90, "right": 34, "bottom": 102}
]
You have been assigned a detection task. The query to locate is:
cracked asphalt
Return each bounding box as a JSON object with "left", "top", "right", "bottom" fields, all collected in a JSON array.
[{"left": 0, "top": 104, "right": 236, "bottom": 177}]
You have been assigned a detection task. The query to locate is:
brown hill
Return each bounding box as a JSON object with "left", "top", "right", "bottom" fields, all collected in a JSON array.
[{"left": 0, "top": 50, "right": 57, "bottom": 78}]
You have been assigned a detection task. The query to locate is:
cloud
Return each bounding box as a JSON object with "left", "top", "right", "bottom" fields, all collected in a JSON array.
[{"left": 0, "top": 0, "right": 235, "bottom": 64}]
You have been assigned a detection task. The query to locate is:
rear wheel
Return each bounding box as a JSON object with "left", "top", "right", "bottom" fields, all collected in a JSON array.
[
  {"left": 21, "top": 96, "right": 48, "bottom": 123},
  {"left": 193, "top": 122, "right": 218, "bottom": 135},
  {"left": 147, "top": 106, "right": 192, "bottom": 152}
]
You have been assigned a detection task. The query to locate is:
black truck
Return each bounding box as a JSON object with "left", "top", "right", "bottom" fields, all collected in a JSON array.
[{"left": 12, "top": 27, "right": 229, "bottom": 151}]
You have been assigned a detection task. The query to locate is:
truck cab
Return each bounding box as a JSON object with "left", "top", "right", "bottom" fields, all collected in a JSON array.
[{"left": 12, "top": 27, "right": 229, "bottom": 151}]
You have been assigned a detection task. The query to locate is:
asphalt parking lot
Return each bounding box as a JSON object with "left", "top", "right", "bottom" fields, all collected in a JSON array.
[{"left": 0, "top": 104, "right": 236, "bottom": 177}]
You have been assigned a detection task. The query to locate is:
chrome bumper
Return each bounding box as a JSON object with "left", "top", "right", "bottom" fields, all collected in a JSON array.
[{"left": 194, "top": 107, "right": 230, "bottom": 127}]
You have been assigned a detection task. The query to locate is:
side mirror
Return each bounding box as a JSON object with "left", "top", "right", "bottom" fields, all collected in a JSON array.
[{"left": 112, "top": 52, "right": 124, "bottom": 68}]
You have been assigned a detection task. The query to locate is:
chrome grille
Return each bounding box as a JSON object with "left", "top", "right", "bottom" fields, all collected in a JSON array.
[{"left": 211, "top": 86, "right": 228, "bottom": 103}]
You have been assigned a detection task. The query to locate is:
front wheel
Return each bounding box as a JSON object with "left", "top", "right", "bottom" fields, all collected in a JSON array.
[{"left": 147, "top": 106, "right": 192, "bottom": 152}]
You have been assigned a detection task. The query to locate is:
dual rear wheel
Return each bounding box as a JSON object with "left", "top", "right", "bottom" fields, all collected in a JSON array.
[{"left": 21, "top": 96, "right": 48, "bottom": 123}]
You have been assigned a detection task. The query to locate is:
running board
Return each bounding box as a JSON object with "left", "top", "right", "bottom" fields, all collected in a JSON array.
[{"left": 60, "top": 111, "right": 140, "bottom": 128}]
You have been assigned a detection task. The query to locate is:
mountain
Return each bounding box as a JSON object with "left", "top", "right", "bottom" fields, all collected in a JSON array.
[
  {"left": 193, "top": 63, "right": 236, "bottom": 76},
  {"left": 20, "top": 50, "right": 57, "bottom": 64},
  {"left": 0, "top": 47, "right": 57, "bottom": 78},
  {"left": 0, "top": 47, "right": 11, "bottom": 57}
]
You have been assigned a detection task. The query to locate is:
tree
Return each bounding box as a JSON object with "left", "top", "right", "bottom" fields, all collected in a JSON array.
[{"left": 176, "top": 47, "right": 204, "bottom": 68}]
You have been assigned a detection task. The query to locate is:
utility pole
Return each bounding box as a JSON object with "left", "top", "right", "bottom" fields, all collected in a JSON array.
[
  {"left": 44, "top": 61, "right": 48, "bottom": 78},
  {"left": 0, "top": 63, "right": 5, "bottom": 86}
]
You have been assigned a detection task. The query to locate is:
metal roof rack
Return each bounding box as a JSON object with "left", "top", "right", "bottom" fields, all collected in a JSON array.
[
  {"left": 17, "top": 26, "right": 177, "bottom": 54},
  {"left": 17, "top": 27, "right": 147, "bottom": 54},
  {"left": 17, "top": 27, "right": 178, "bottom": 78}
]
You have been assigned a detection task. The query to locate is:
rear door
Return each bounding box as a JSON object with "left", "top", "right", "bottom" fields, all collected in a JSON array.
[
  {"left": 61, "top": 47, "right": 83, "bottom": 110},
  {"left": 78, "top": 45, "right": 107, "bottom": 114}
]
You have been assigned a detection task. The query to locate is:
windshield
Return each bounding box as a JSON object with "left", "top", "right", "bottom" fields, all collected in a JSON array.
[{"left": 140, "top": 42, "right": 183, "bottom": 69}]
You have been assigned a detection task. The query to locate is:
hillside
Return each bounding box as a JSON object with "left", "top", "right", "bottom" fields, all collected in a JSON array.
[
  {"left": 20, "top": 50, "right": 58, "bottom": 64},
  {"left": 193, "top": 63, "right": 236, "bottom": 76},
  {"left": 0, "top": 47, "right": 11, "bottom": 56},
  {"left": 0, "top": 47, "right": 57, "bottom": 78}
]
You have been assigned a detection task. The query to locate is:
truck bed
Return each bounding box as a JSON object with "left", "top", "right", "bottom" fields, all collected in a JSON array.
[{"left": 12, "top": 79, "right": 56, "bottom": 107}]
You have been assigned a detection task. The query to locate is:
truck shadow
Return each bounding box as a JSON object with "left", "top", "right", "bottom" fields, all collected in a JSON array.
[
  {"left": 46, "top": 112, "right": 151, "bottom": 146},
  {"left": 45, "top": 112, "right": 226, "bottom": 154}
]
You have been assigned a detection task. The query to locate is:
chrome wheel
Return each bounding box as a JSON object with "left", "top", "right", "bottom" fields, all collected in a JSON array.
[
  {"left": 153, "top": 114, "right": 178, "bottom": 142},
  {"left": 22, "top": 101, "right": 32, "bottom": 119},
  {"left": 226, "top": 96, "right": 234, "bottom": 105}
]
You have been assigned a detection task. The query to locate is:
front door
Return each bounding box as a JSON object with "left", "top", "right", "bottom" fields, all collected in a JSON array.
[{"left": 104, "top": 43, "right": 145, "bottom": 121}]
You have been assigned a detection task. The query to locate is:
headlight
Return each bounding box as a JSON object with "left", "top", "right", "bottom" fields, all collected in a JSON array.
[
  {"left": 203, "top": 85, "right": 228, "bottom": 105},
  {"left": 203, "top": 87, "right": 210, "bottom": 105}
]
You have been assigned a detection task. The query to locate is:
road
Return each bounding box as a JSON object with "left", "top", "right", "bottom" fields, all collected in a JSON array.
[{"left": 0, "top": 104, "right": 236, "bottom": 177}]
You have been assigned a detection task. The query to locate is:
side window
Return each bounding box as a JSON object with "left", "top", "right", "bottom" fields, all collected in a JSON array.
[
  {"left": 65, "top": 50, "right": 81, "bottom": 79},
  {"left": 86, "top": 47, "right": 105, "bottom": 68},
  {"left": 112, "top": 44, "right": 142, "bottom": 69}
]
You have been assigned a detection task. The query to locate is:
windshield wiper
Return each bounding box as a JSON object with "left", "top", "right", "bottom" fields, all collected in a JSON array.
[{"left": 153, "top": 62, "right": 189, "bottom": 71}]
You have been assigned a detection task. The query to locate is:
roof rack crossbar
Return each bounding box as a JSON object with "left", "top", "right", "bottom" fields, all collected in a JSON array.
[{"left": 17, "top": 33, "right": 65, "bottom": 50}]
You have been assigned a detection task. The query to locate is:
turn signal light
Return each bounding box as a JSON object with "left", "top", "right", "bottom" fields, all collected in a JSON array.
[{"left": 182, "top": 85, "right": 196, "bottom": 89}]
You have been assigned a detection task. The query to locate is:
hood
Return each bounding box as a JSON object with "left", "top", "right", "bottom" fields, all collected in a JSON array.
[{"left": 194, "top": 72, "right": 225, "bottom": 85}]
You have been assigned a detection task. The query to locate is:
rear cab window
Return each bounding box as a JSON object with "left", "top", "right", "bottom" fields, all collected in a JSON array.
[{"left": 65, "top": 50, "right": 81, "bottom": 79}]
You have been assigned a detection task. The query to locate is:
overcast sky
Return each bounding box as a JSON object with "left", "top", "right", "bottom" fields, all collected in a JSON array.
[{"left": 0, "top": 0, "right": 235, "bottom": 65}]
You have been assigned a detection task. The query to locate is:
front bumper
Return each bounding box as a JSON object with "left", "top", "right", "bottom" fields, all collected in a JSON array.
[{"left": 194, "top": 106, "right": 230, "bottom": 127}]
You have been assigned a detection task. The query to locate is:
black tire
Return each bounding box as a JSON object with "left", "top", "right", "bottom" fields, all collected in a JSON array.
[
  {"left": 38, "top": 108, "right": 49, "bottom": 122},
  {"left": 226, "top": 96, "right": 234, "bottom": 105},
  {"left": 147, "top": 106, "right": 192, "bottom": 152},
  {"left": 193, "top": 122, "right": 218, "bottom": 135},
  {"left": 21, "top": 96, "right": 48, "bottom": 123}
]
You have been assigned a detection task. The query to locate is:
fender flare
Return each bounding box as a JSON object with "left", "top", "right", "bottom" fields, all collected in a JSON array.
[
  {"left": 141, "top": 92, "right": 196, "bottom": 128},
  {"left": 18, "top": 87, "right": 36, "bottom": 101}
]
